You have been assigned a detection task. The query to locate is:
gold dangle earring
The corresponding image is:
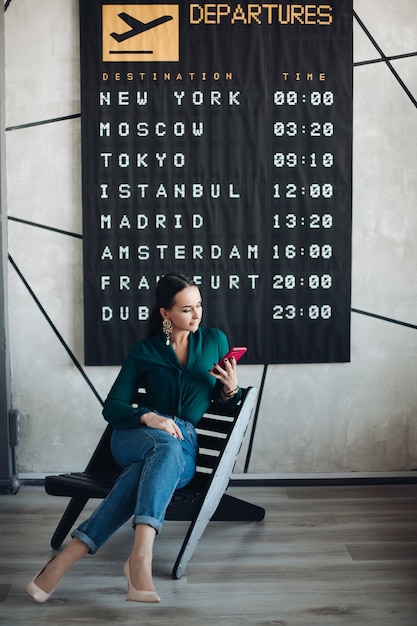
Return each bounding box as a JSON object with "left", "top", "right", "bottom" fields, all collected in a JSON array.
[{"left": 162, "top": 319, "right": 173, "bottom": 345}]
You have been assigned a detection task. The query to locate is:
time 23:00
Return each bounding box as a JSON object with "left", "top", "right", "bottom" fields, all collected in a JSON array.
[{"left": 273, "top": 304, "right": 332, "bottom": 320}]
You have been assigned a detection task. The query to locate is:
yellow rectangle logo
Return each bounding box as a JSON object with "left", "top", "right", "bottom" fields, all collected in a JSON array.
[{"left": 102, "top": 5, "right": 179, "bottom": 62}]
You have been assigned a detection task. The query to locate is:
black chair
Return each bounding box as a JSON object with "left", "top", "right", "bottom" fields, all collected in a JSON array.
[{"left": 45, "top": 386, "right": 265, "bottom": 579}]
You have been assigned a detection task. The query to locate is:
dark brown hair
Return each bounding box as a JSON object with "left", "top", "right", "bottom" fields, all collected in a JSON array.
[{"left": 147, "top": 272, "right": 197, "bottom": 337}]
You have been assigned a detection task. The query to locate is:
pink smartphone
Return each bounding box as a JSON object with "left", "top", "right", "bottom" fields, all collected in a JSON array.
[{"left": 216, "top": 346, "right": 247, "bottom": 369}]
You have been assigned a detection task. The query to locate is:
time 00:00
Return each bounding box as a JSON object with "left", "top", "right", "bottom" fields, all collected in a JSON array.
[
  {"left": 274, "top": 91, "right": 334, "bottom": 106},
  {"left": 273, "top": 304, "right": 332, "bottom": 320}
]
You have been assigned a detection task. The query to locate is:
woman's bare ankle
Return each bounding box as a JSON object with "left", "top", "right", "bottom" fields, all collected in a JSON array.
[
  {"left": 34, "top": 539, "right": 89, "bottom": 593},
  {"left": 34, "top": 556, "right": 63, "bottom": 594}
]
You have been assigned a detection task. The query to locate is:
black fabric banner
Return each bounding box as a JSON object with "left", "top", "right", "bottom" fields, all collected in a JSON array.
[{"left": 80, "top": 1, "right": 353, "bottom": 365}]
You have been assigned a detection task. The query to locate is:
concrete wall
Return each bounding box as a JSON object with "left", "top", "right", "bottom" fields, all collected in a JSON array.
[{"left": 4, "top": 0, "right": 417, "bottom": 476}]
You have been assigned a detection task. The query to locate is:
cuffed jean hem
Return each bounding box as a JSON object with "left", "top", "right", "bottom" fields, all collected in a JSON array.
[
  {"left": 133, "top": 515, "right": 163, "bottom": 535},
  {"left": 71, "top": 529, "right": 99, "bottom": 555}
]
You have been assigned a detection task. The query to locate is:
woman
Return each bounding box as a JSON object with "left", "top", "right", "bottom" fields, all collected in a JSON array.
[{"left": 26, "top": 272, "right": 242, "bottom": 604}]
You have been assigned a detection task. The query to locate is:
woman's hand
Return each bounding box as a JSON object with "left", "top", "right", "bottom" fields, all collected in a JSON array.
[
  {"left": 140, "top": 412, "right": 184, "bottom": 440},
  {"left": 210, "top": 357, "right": 239, "bottom": 400}
]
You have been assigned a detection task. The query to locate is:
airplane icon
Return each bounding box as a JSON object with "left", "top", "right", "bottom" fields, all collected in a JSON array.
[{"left": 110, "top": 13, "right": 173, "bottom": 43}]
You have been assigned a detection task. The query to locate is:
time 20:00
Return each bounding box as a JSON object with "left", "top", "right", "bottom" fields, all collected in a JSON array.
[
  {"left": 273, "top": 274, "right": 332, "bottom": 289},
  {"left": 273, "top": 304, "right": 332, "bottom": 320}
]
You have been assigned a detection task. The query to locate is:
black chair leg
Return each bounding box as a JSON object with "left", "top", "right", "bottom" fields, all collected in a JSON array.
[
  {"left": 50, "top": 496, "right": 89, "bottom": 549},
  {"left": 211, "top": 493, "right": 265, "bottom": 521}
]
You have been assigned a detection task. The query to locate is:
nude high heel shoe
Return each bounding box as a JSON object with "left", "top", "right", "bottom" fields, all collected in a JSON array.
[
  {"left": 25, "top": 557, "right": 58, "bottom": 603},
  {"left": 123, "top": 560, "right": 161, "bottom": 603}
]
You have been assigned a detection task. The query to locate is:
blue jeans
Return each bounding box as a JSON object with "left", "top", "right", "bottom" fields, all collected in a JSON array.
[{"left": 71, "top": 416, "right": 198, "bottom": 553}]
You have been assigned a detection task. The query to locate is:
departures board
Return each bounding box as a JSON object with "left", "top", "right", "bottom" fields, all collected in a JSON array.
[{"left": 80, "top": 1, "right": 353, "bottom": 365}]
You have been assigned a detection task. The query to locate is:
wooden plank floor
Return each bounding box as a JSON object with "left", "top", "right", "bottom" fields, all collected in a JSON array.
[{"left": 1, "top": 484, "right": 417, "bottom": 625}]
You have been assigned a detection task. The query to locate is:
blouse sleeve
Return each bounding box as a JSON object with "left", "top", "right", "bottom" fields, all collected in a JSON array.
[{"left": 102, "top": 348, "right": 151, "bottom": 429}]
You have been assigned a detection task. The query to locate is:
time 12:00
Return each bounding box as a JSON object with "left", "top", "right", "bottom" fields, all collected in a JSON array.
[{"left": 273, "top": 183, "right": 333, "bottom": 198}]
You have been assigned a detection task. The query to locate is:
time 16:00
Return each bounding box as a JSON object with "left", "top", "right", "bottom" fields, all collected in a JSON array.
[{"left": 272, "top": 244, "right": 332, "bottom": 259}]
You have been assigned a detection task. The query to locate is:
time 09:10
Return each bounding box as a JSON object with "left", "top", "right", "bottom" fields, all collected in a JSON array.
[{"left": 274, "top": 152, "right": 333, "bottom": 168}]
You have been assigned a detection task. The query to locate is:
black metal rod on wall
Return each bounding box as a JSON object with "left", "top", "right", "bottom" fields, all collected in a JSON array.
[
  {"left": 243, "top": 364, "right": 268, "bottom": 473},
  {"left": 0, "top": 4, "right": 19, "bottom": 494}
]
